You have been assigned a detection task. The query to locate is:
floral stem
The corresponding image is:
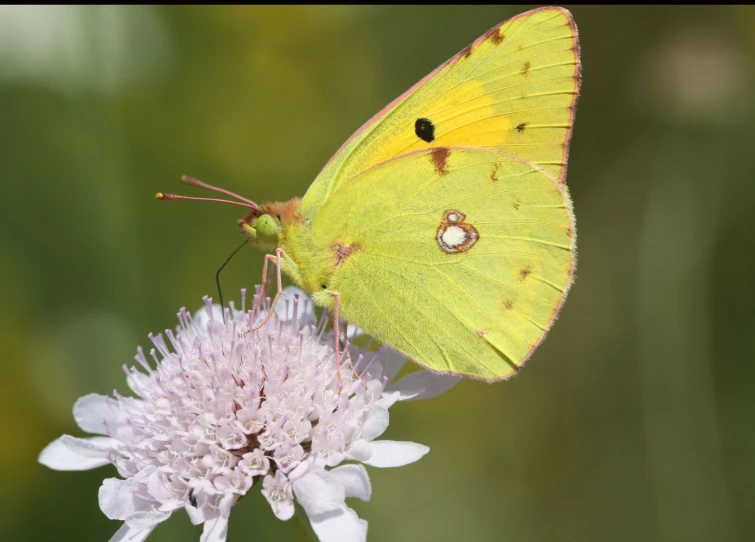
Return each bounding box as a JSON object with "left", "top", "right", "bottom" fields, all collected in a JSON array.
[{"left": 290, "top": 503, "right": 317, "bottom": 542}]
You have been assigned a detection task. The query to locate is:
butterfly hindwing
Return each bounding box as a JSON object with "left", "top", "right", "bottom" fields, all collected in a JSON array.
[
  {"left": 308, "top": 147, "right": 575, "bottom": 381},
  {"left": 300, "top": 7, "right": 580, "bottom": 218}
]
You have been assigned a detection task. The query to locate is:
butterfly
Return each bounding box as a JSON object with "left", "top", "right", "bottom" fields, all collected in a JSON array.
[{"left": 159, "top": 6, "right": 581, "bottom": 382}]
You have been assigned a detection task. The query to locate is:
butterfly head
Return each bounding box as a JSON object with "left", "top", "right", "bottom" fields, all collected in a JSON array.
[
  {"left": 238, "top": 198, "right": 302, "bottom": 251},
  {"left": 240, "top": 212, "right": 279, "bottom": 250}
]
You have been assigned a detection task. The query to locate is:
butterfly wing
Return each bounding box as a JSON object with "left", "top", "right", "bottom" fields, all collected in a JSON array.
[
  {"left": 300, "top": 7, "right": 580, "bottom": 217},
  {"left": 308, "top": 147, "right": 575, "bottom": 381}
]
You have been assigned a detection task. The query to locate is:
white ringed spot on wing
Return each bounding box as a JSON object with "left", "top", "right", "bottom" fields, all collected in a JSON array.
[{"left": 436, "top": 209, "right": 479, "bottom": 254}]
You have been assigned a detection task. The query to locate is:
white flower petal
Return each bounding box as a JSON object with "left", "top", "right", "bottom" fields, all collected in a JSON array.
[
  {"left": 109, "top": 523, "right": 155, "bottom": 542},
  {"left": 308, "top": 505, "right": 367, "bottom": 542},
  {"left": 329, "top": 464, "right": 371, "bottom": 502},
  {"left": 378, "top": 350, "right": 407, "bottom": 383},
  {"left": 273, "top": 500, "right": 294, "bottom": 521},
  {"left": 218, "top": 493, "right": 235, "bottom": 517},
  {"left": 126, "top": 371, "right": 152, "bottom": 398},
  {"left": 262, "top": 472, "right": 295, "bottom": 521},
  {"left": 374, "top": 391, "right": 401, "bottom": 410},
  {"left": 346, "top": 323, "right": 364, "bottom": 340},
  {"left": 192, "top": 303, "right": 225, "bottom": 330},
  {"left": 360, "top": 406, "right": 389, "bottom": 441},
  {"left": 288, "top": 457, "right": 321, "bottom": 482},
  {"left": 99, "top": 478, "right": 170, "bottom": 527},
  {"left": 38, "top": 435, "right": 114, "bottom": 471},
  {"left": 74, "top": 393, "right": 127, "bottom": 434},
  {"left": 200, "top": 514, "right": 229, "bottom": 542},
  {"left": 275, "top": 286, "right": 317, "bottom": 326},
  {"left": 346, "top": 439, "right": 373, "bottom": 462},
  {"left": 386, "top": 369, "right": 461, "bottom": 401},
  {"left": 99, "top": 479, "right": 139, "bottom": 518},
  {"left": 361, "top": 441, "right": 429, "bottom": 468},
  {"left": 185, "top": 502, "right": 205, "bottom": 525},
  {"left": 293, "top": 470, "right": 345, "bottom": 516}
]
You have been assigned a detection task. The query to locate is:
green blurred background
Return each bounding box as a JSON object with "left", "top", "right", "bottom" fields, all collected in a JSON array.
[{"left": 2, "top": 5, "right": 754, "bottom": 541}]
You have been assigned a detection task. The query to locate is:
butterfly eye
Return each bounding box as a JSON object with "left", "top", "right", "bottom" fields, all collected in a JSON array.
[
  {"left": 276, "top": 214, "right": 281, "bottom": 221},
  {"left": 321, "top": 284, "right": 327, "bottom": 289},
  {"left": 255, "top": 214, "right": 280, "bottom": 239}
]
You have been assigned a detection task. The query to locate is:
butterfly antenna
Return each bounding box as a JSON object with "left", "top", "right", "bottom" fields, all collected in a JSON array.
[
  {"left": 181, "top": 176, "right": 261, "bottom": 212},
  {"left": 156, "top": 192, "right": 259, "bottom": 211},
  {"left": 216, "top": 239, "right": 250, "bottom": 323}
]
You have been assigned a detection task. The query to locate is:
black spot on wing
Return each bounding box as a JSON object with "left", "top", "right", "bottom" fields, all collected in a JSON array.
[{"left": 415, "top": 118, "right": 435, "bottom": 143}]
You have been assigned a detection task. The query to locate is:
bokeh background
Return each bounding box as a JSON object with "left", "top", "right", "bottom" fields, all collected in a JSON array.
[{"left": 2, "top": 5, "right": 754, "bottom": 541}]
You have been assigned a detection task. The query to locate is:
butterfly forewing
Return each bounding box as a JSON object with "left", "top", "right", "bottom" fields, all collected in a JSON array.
[{"left": 300, "top": 7, "right": 580, "bottom": 218}]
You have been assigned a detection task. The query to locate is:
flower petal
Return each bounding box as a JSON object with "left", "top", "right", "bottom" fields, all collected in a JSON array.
[
  {"left": 386, "top": 370, "right": 461, "bottom": 401},
  {"left": 200, "top": 515, "right": 229, "bottom": 542},
  {"left": 38, "top": 435, "right": 114, "bottom": 471},
  {"left": 271, "top": 499, "right": 294, "bottom": 521},
  {"left": 361, "top": 441, "right": 429, "bottom": 468},
  {"left": 360, "top": 406, "right": 388, "bottom": 441},
  {"left": 275, "top": 287, "right": 317, "bottom": 326},
  {"left": 185, "top": 502, "right": 204, "bottom": 526},
  {"left": 126, "top": 371, "right": 153, "bottom": 398},
  {"left": 329, "top": 464, "right": 371, "bottom": 502},
  {"left": 192, "top": 303, "right": 225, "bottom": 330},
  {"left": 308, "top": 505, "right": 367, "bottom": 542},
  {"left": 261, "top": 472, "right": 295, "bottom": 521},
  {"left": 218, "top": 493, "right": 235, "bottom": 517},
  {"left": 346, "top": 323, "right": 364, "bottom": 340},
  {"left": 378, "top": 349, "right": 407, "bottom": 383},
  {"left": 74, "top": 393, "right": 127, "bottom": 434},
  {"left": 293, "top": 470, "right": 345, "bottom": 516},
  {"left": 99, "top": 478, "right": 171, "bottom": 528},
  {"left": 99, "top": 479, "right": 137, "bottom": 518},
  {"left": 109, "top": 523, "right": 155, "bottom": 542},
  {"left": 346, "top": 439, "right": 372, "bottom": 462},
  {"left": 374, "top": 391, "right": 401, "bottom": 410}
]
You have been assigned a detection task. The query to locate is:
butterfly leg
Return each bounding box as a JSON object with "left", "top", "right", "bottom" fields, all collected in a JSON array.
[
  {"left": 251, "top": 248, "right": 288, "bottom": 332},
  {"left": 250, "top": 250, "right": 274, "bottom": 320},
  {"left": 330, "top": 291, "right": 344, "bottom": 391}
]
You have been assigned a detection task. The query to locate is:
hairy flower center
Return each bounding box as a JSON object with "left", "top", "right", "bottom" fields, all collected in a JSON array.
[{"left": 99, "top": 292, "right": 390, "bottom": 522}]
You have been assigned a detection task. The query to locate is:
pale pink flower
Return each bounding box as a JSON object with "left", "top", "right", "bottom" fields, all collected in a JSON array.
[{"left": 39, "top": 287, "right": 459, "bottom": 542}]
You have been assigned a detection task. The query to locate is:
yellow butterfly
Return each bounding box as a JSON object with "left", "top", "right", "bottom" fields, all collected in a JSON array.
[{"left": 159, "top": 6, "right": 581, "bottom": 382}]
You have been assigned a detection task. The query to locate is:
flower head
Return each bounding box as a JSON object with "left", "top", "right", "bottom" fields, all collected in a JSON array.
[{"left": 39, "top": 287, "right": 460, "bottom": 542}]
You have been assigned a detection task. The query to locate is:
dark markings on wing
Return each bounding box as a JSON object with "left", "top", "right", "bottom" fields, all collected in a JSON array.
[
  {"left": 430, "top": 147, "right": 451, "bottom": 176},
  {"left": 414, "top": 117, "right": 436, "bottom": 143}
]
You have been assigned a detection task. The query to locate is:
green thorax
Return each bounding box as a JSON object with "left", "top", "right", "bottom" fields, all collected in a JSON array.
[{"left": 238, "top": 198, "right": 336, "bottom": 305}]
